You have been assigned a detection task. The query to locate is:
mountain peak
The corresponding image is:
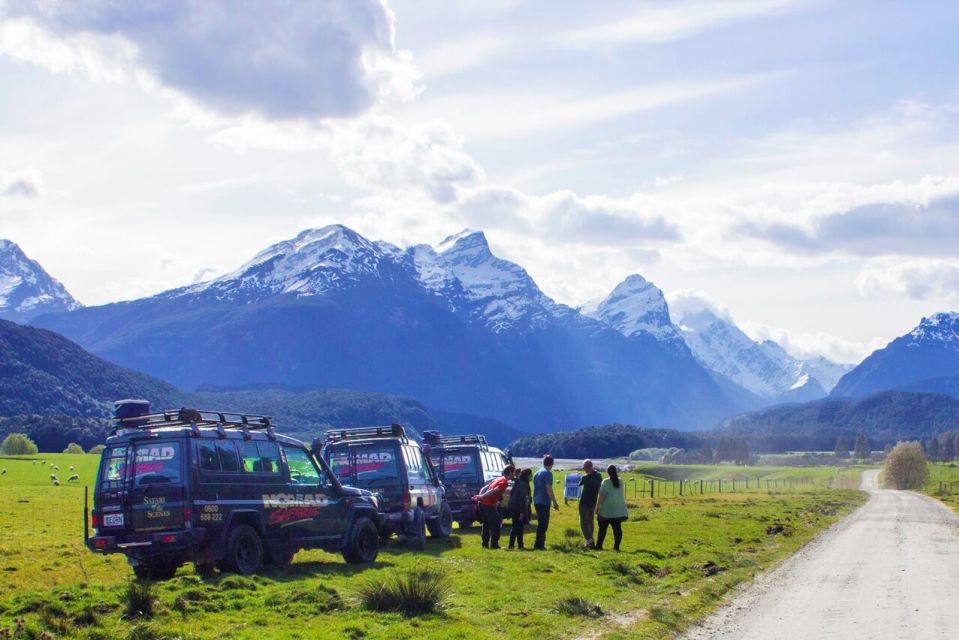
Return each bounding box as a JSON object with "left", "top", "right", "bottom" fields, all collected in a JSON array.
[
  {"left": 587, "top": 274, "right": 679, "bottom": 341},
  {"left": 438, "top": 229, "right": 490, "bottom": 254},
  {"left": 907, "top": 311, "right": 959, "bottom": 346},
  {"left": 0, "top": 240, "right": 81, "bottom": 323}
]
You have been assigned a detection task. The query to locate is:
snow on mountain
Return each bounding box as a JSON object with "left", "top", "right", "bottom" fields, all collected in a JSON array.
[
  {"left": 584, "top": 274, "right": 683, "bottom": 343},
  {"left": 0, "top": 239, "right": 81, "bottom": 323},
  {"left": 832, "top": 311, "right": 959, "bottom": 398},
  {"left": 800, "top": 355, "right": 854, "bottom": 391},
  {"left": 410, "top": 229, "right": 558, "bottom": 332}
]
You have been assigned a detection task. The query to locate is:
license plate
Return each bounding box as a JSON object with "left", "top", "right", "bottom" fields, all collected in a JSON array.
[{"left": 104, "top": 513, "right": 124, "bottom": 528}]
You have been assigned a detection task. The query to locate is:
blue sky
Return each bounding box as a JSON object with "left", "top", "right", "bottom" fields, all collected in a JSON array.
[{"left": 0, "top": 0, "right": 958, "bottom": 363}]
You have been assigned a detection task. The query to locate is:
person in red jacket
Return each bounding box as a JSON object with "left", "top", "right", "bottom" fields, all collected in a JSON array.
[{"left": 473, "top": 464, "right": 515, "bottom": 549}]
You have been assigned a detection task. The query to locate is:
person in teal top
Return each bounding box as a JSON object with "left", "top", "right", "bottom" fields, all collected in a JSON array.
[{"left": 594, "top": 464, "right": 629, "bottom": 551}]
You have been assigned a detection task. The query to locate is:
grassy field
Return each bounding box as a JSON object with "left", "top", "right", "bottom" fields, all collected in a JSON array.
[
  {"left": 0, "top": 454, "right": 866, "bottom": 640},
  {"left": 925, "top": 462, "right": 959, "bottom": 513}
]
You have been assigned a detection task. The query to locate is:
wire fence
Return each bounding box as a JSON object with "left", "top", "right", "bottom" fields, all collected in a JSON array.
[{"left": 620, "top": 475, "right": 826, "bottom": 499}]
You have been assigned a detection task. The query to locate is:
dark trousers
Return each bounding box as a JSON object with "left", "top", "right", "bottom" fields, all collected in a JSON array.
[
  {"left": 596, "top": 516, "right": 626, "bottom": 550},
  {"left": 579, "top": 503, "right": 596, "bottom": 543},
  {"left": 509, "top": 516, "right": 526, "bottom": 548},
  {"left": 479, "top": 503, "right": 502, "bottom": 548},
  {"left": 534, "top": 503, "right": 551, "bottom": 549}
]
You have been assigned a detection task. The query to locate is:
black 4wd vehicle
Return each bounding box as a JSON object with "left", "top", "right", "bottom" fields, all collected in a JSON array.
[
  {"left": 320, "top": 425, "right": 453, "bottom": 540},
  {"left": 85, "top": 401, "right": 381, "bottom": 579},
  {"left": 422, "top": 432, "right": 513, "bottom": 528}
]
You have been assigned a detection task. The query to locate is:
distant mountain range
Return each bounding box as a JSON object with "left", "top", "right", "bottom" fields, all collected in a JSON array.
[
  {"left": 832, "top": 312, "right": 959, "bottom": 399},
  {"left": 32, "top": 225, "right": 744, "bottom": 431},
  {"left": 0, "top": 240, "right": 81, "bottom": 323}
]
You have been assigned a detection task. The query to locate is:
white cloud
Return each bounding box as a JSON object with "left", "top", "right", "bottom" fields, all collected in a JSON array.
[
  {"left": 740, "top": 320, "right": 883, "bottom": 364},
  {"left": 857, "top": 259, "right": 959, "bottom": 300},
  {"left": 666, "top": 289, "right": 733, "bottom": 322},
  {"left": 0, "top": 170, "right": 42, "bottom": 198},
  {"left": 0, "top": 0, "right": 418, "bottom": 119},
  {"left": 563, "top": 0, "right": 802, "bottom": 47},
  {"left": 414, "top": 33, "right": 513, "bottom": 78}
]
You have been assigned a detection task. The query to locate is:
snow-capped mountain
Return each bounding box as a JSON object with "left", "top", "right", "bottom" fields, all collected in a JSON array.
[
  {"left": 833, "top": 312, "right": 959, "bottom": 398},
  {"left": 0, "top": 240, "right": 81, "bottom": 323},
  {"left": 583, "top": 274, "right": 684, "bottom": 345},
  {"left": 586, "top": 276, "right": 849, "bottom": 402},
  {"left": 33, "top": 225, "right": 743, "bottom": 432}
]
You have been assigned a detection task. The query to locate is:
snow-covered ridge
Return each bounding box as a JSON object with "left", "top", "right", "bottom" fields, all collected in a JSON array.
[
  {"left": 0, "top": 240, "right": 81, "bottom": 323},
  {"left": 906, "top": 312, "right": 959, "bottom": 347},
  {"left": 187, "top": 225, "right": 558, "bottom": 332},
  {"left": 585, "top": 274, "right": 682, "bottom": 342}
]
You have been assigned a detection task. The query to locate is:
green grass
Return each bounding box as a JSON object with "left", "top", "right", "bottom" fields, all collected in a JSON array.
[
  {"left": 924, "top": 462, "right": 959, "bottom": 513},
  {"left": 0, "top": 454, "right": 867, "bottom": 639}
]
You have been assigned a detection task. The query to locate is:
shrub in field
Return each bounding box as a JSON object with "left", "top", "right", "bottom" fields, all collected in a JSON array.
[
  {"left": 0, "top": 433, "right": 39, "bottom": 455},
  {"left": 88, "top": 444, "right": 105, "bottom": 455},
  {"left": 554, "top": 596, "right": 604, "bottom": 617},
  {"left": 62, "top": 442, "right": 84, "bottom": 454},
  {"left": 123, "top": 580, "right": 157, "bottom": 620},
  {"left": 125, "top": 622, "right": 174, "bottom": 640},
  {"left": 357, "top": 568, "right": 449, "bottom": 616},
  {"left": 882, "top": 441, "right": 929, "bottom": 490}
]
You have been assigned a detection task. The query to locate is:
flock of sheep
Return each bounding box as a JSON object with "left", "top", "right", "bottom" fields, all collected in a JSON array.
[{"left": 0, "top": 460, "right": 80, "bottom": 485}]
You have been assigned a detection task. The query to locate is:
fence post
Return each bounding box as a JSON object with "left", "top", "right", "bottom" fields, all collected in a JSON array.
[{"left": 679, "top": 480, "right": 683, "bottom": 496}]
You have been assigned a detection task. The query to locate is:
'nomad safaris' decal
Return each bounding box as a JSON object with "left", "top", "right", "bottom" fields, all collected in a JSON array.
[{"left": 263, "top": 494, "right": 332, "bottom": 526}]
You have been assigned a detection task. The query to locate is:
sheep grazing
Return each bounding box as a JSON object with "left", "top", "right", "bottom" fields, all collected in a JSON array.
[
  {"left": 51, "top": 465, "right": 59, "bottom": 471},
  {"left": 1, "top": 468, "right": 7, "bottom": 475},
  {"left": 69, "top": 466, "right": 75, "bottom": 471},
  {"left": 32, "top": 460, "right": 37, "bottom": 465},
  {"left": 50, "top": 474, "right": 58, "bottom": 481},
  {"left": 68, "top": 474, "right": 80, "bottom": 482},
  {"left": 52, "top": 479, "right": 60, "bottom": 486}
]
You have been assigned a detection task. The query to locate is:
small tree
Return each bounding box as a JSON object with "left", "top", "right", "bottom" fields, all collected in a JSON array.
[
  {"left": 833, "top": 436, "right": 850, "bottom": 459},
  {"left": 882, "top": 441, "right": 929, "bottom": 490},
  {"left": 853, "top": 432, "right": 871, "bottom": 461},
  {"left": 943, "top": 436, "right": 956, "bottom": 463},
  {"left": 699, "top": 443, "right": 714, "bottom": 464},
  {"left": 88, "top": 444, "right": 105, "bottom": 455},
  {"left": 927, "top": 437, "right": 941, "bottom": 462},
  {"left": 0, "top": 433, "right": 39, "bottom": 455},
  {"left": 63, "top": 442, "right": 84, "bottom": 454}
]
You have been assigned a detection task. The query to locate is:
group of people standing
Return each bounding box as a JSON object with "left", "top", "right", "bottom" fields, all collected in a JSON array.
[{"left": 472, "top": 454, "right": 629, "bottom": 551}]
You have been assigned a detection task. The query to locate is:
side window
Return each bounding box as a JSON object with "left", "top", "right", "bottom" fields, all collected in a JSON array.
[
  {"left": 238, "top": 441, "right": 261, "bottom": 472},
  {"left": 216, "top": 441, "right": 240, "bottom": 472},
  {"left": 198, "top": 441, "right": 219, "bottom": 471},
  {"left": 256, "top": 442, "right": 281, "bottom": 474},
  {"left": 405, "top": 446, "right": 428, "bottom": 481},
  {"left": 285, "top": 446, "right": 321, "bottom": 486}
]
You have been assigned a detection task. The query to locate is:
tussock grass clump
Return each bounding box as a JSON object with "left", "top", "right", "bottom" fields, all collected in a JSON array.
[
  {"left": 123, "top": 581, "right": 156, "bottom": 620},
  {"left": 357, "top": 568, "right": 449, "bottom": 617},
  {"left": 216, "top": 575, "right": 257, "bottom": 591},
  {"left": 554, "top": 596, "right": 603, "bottom": 618},
  {"left": 266, "top": 584, "right": 344, "bottom": 612},
  {"left": 602, "top": 559, "right": 644, "bottom": 585},
  {"left": 125, "top": 622, "right": 174, "bottom": 640}
]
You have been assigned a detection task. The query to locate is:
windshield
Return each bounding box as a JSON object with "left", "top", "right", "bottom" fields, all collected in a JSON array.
[
  {"left": 435, "top": 450, "right": 481, "bottom": 483},
  {"left": 327, "top": 444, "right": 400, "bottom": 487}
]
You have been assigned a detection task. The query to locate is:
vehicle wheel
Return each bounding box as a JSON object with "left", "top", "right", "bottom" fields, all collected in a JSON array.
[
  {"left": 133, "top": 557, "right": 179, "bottom": 581},
  {"left": 224, "top": 524, "right": 264, "bottom": 575},
  {"left": 343, "top": 517, "right": 379, "bottom": 564},
  {"left": 427, "top": 502, "right": 453, "bottom": 538}
]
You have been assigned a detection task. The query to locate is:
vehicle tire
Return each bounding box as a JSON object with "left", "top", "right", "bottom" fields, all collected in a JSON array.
[
  {"left": 224, "top": 524, "right": 264, "bottom": 575},
  {"left": 133, "top": 557, "right": 179, "bottom": 581},
  {"left": 343, "top": 517, "right": 379, "bottom": 564},
  {"left": 426, "top": 502, "right": 453, "bottom": 538}
]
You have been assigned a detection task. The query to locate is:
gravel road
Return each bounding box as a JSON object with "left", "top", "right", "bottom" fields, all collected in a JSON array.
[{"left": 683, "top": 470, "right": 959, "bottom": 639}]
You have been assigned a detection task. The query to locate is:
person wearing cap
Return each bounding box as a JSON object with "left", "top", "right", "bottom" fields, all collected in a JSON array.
[{"left": 578, "top": 459, "right": 603, "bottom": 549}]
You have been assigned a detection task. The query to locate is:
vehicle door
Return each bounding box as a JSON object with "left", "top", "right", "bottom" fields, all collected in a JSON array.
[
  {"left": 403, "top": 445, "right": 437, "bottom": 516},
  {"left": 233, "top": 439, "right": 285, "bottom": 541},
  {"left": 129, "top": 440, "right": 187, "bottom": 533},
  {"left": 437, "top": 448, "right": 482, "bottom": 504},
  {"left": 274, "top": 445, "right": 343, "bottom": 541},
  {"left": 94, "top": 444, "right": 131, "bottom": 534}
]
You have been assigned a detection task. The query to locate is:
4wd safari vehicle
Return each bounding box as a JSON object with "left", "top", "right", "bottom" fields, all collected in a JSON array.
[
  {"left": 85, "top": 401, "right": 381, "bottom": 579},
  {"left": 422, "top": 431, "right": 514, "bottom": 528},
  {"left": 320, "top": 425, "right": 453, "bottom": 540}
]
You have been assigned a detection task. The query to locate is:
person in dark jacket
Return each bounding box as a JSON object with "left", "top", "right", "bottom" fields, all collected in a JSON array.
[{"left": 508, "top": 468, "right": 532, "bottom": 549}]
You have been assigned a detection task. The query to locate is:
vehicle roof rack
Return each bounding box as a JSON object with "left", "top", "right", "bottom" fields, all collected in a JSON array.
[
  {"left": 112, "top": 408, "right": 276, "bottom": 440},
  {"left": 324, "top": 424, "right": 408, "bottom": 444},
  {"left": 422, "top": 432, "right": 489, "bottom": 449}
]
